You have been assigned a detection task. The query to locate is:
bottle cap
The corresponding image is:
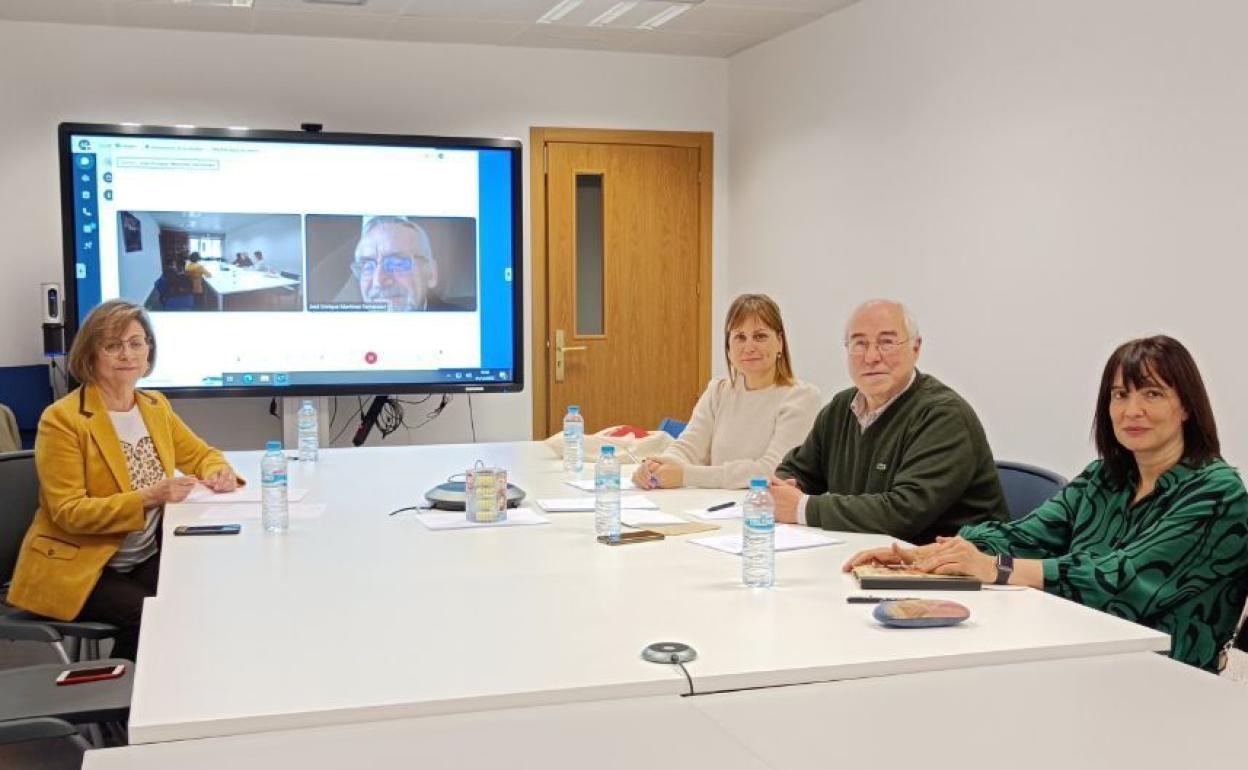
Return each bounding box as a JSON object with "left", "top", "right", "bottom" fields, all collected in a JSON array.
[
  {"left": 266, "top": 440, "right": 281, "bottom": 451},
  {"left": 601, "top": 445, "right": 615, "bottom": 456},
  {"left": 750, "top": 477, "right": 767, "bottom": 488},
  {"left": 568, "top": 405, "right": 580, "bottom": 414}
]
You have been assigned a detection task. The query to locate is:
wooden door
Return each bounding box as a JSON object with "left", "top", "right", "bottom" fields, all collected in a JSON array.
[{"left": 534, "top": 130, "right": 712, "bottom": 437}]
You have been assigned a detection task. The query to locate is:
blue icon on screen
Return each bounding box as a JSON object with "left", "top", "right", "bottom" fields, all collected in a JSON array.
[
  {"left": 78, "top": 140, "right": 90, "bottom": 150},
  {"left": 103, "top": 172, "right": 113, "bottom": 183},
  {"left": 81, "top": 191, "right": 91, "bottom": 200},
  {"left": 274, "top": 373, "right": 289, "bottom": 385},
  {"left": 242, "top": 374, "right": 255, "bottom": 384},
  {"left": 103, "top": 190, "right": 113, "bottom": 201},
  {"left": 77, "top": 155, "right": 93, "bottom": 169}
]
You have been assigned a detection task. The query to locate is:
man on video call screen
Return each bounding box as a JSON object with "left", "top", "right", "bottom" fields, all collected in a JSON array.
[{"left": 335, "top": 216, "right": 466, "bottom": 312}]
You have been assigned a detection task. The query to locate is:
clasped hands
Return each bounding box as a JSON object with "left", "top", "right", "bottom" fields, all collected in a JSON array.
[
  {"left": 631, "top": 457, "right": 683, "bottom": 489},
  {"left": 140, "top": 468, "right": 238, "bottom": 507},
  {"left": 841, "top": 536, "right": 998, "bottom": 582}
]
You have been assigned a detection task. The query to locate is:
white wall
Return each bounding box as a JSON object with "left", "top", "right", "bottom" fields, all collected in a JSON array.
[
  {"left": 728, "top": 0, "right": 1248, "bottom": 477},
  {"left": 0, "top": 20, "right": 728, "bottom": 450}
]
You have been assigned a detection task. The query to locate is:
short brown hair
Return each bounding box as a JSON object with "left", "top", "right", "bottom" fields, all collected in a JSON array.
[
  {"left": 1093, "top": 335, "right": 1220, "bottom": 488},
  {"left": 723, "top": 293, "right": 795, "bottom": 387},
  {"left": 67, "top": 300, "right": 157, "bottom": 384}
]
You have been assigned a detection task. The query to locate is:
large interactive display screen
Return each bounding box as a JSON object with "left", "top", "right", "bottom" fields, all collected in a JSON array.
[{"left": 59, "top": 123, "right": 522, "bottom": 397}]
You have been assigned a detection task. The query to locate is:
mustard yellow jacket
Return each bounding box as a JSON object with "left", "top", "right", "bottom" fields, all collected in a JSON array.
[{"left": 6, "top": 384, "right": 236, "bottom": 621}]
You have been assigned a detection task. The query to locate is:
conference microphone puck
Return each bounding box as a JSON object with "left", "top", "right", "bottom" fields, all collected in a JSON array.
[{"left": 641, "top": 642, "right": 697, "bottom": 664}]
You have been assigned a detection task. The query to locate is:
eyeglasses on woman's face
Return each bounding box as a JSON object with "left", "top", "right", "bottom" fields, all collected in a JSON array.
[{"left": 100, "top": 335, "right": 150, "bottom": 357}]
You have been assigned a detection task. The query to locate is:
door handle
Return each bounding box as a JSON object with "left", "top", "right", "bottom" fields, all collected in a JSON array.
[{"left": 555, "top": 329, "right": 587, "bottom": 383}]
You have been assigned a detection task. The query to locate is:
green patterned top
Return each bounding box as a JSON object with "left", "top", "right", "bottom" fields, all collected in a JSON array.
[{"left": 960, "top": 459, "right": 1248, "bottom": 671}]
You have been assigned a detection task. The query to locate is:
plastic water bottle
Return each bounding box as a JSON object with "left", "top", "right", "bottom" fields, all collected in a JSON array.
[
  {"left": 594, "top": 445, "right": 621, "bottom": 542},
  {"left": 261, "top": 440, "right": 289, "bottom": 533},
  {"left": 297, "top": 399, "right": 318, "bottom": 462},
  {"left": 742, "top": 478, "right": 775, "bottom": 587},
  {"left": 563, "top": 405, "right": 584, "bottom": 472}
]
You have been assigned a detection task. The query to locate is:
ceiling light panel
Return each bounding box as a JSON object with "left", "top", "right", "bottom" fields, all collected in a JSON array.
[
  {"left": 537, "top": 0, "right": 583, "bottom": 24},
  {"left": 587, "top": 2, "right": 637, "bottom": 27}
]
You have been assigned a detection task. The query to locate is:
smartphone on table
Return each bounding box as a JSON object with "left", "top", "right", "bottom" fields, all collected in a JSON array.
[
  {"left": 56, "top": 664, "right": 126, "bottom": 686},
  {"left": 597, "top": 531, "right": 665, "bottom": 546},
  {"left": 173, "top": 524, "right": 241, "bottom": 536}
]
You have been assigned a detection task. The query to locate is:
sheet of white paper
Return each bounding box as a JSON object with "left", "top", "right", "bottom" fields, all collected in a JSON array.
[
  {"left": 565, "top": 477, "right": 638, "bottom": 492},
  {"left": 689, "top": 526, "right": 843, "bottom": 555},
  {"left": 688, "top": 504, "right": 743, "bottom": 520},
  {"left": 620, "top": 510, "right": 687, "bottom": 528},
  {"left": 535, "top": 496, "right": 660, "bottom": 513},
  {"left": 198, "top": 503, "right": 326, "bottom": 521},
  {"left": 414, "top": 508, "right": 550, "bottom": 531},
  {"left": 185, "top": 486, "right": 309, "bottom": 504}
]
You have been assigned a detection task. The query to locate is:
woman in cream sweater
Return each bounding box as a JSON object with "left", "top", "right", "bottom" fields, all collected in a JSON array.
[{"left": 633, "top": 293, "right": 822, "bottom": 490}]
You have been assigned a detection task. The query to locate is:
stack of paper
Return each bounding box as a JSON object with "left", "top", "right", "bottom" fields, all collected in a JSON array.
[
  {"left": 620, "top": 510, "right": 687, "bottom": 528},
  {"left": 565, "top": 477, "right": 638, "bottom": 492},
  {"left": 535, "top": 496, "right": 660, "bottom": 513},
  {"left": 414, "top": 508, "right": 550, "bottom": 531},
  {"left": 185, "top": 486, "right": 310, "bottom": 504},
  {"left": 689, "top": 526, "right": 843, "bottom": 555},
  {"left": 198, "top": 504, "right": 327, "bottom": 521}
]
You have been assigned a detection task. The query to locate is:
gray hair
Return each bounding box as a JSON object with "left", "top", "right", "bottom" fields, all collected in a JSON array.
[
  {"left": 358, "top": 216, "right": 435, "bottom": 284},
  {"left": 843, "top": 299, "right": 921, "bottom": 344}
]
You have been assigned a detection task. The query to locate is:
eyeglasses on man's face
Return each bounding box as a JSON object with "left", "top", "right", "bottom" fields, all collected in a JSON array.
[
  {"left": 100, "top": 336, "right": 150, "bottom": 357},
  {"left": 352, "top": 254, "right": 417, "bottom": 278},
  {"left": 845, "top": 336, "right": 910, "bottom": 357}
]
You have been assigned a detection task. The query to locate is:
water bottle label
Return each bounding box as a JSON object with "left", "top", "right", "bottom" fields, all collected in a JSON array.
[
  {"left": 744, "top": 514, "right": 774, "bottom": 529},
  {"left": 262, "top": 471, "right": 287, "bottom": 485}
]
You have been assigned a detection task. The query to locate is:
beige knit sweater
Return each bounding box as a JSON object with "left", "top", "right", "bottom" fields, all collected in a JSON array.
[{"left": 658, "top": 375, "right": 822, "bottom": 489}]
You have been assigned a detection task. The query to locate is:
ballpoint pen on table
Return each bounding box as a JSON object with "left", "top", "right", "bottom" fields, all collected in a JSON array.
[
  {"left": 706, "top": 501, "right": 736, "bottom": 512},
  {"left": 846, "top": 596, "right": 922, "bottom": 604}
]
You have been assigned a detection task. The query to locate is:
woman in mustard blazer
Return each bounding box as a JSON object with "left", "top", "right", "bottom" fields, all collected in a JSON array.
[{"left": 6, "top": 300, "right": 240, "bottom": 661}]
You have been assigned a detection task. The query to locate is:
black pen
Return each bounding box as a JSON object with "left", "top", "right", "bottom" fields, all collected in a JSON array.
[
  {"left": 706, "top": 501, "right": 737, "bottom": 512},
  {"left": 846, "top": 596, "right": 922, "bottom": 604}
]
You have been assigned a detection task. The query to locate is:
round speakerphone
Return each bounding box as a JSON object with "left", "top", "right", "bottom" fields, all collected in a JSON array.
[
  {"left": 423, "top": 481, "right": 526, "bottom": 511},
  {"left": 641, "top": 642, "right": 698, "bottom": 664}
]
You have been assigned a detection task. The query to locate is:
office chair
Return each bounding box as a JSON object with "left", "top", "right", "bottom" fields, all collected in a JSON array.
[
  {"left": 0, "top": 659, "right": 133, "bottom": 752},
  {"left": 0, "top": 403, "right": 19, "bottom": 452},
  {"left": 0, "top": 451, "right": 118, "bottom": 663},
  {"left": 995, "top": 461, "right": 1067, "bottom": 521},
  {"left": 658, "top": 418, "right": 687, "bottom": 439}
]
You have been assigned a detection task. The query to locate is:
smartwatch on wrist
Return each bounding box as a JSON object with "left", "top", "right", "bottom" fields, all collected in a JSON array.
[{"left": 994, "top": 554, "right": 1014, "bottom": 585}]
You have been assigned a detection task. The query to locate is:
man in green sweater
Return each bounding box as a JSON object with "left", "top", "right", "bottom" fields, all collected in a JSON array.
[{"left": 772, "top": 300, "right": 1006, "bottom": 543}]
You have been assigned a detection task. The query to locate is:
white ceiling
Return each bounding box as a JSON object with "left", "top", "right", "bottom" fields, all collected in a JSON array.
[{"left": 0, "top": 0, "right": 860, "bottom": 58}]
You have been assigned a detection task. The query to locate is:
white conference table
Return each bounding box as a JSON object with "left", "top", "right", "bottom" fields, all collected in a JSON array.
[
  {"left": 127, "top": 441, "right": 1168, "bottom": 744},
  {"left": 88, "top": 652, "right": 1248, "bottom": 769},
  {"left": 203, "top": 266, "right": 299, "bottom": 310}
]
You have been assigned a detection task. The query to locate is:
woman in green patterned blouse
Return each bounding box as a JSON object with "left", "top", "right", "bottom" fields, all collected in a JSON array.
[{"left": 844, "top": 336, "right": 1248, "bottom": 671}]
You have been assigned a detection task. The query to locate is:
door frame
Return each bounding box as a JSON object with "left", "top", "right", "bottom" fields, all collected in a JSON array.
[{"left": 529, "top": 127, "right": 713, "bottom": 439}]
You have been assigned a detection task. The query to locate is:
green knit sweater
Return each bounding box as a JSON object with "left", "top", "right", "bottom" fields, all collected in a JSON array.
[
  {"left": 961, "top": 459, "right": 1248, "bottom": 672},
  {"left": 776, "top": 372, "right": 1007, "bottom": 543}
]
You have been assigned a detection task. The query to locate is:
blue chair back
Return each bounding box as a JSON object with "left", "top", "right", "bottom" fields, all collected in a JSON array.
[
  {"left": 658, "top": 418, "right": 687, "bottom": 439},
  {"left": 996, "top": 461, "right": 1066, "bottom": 521}
]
